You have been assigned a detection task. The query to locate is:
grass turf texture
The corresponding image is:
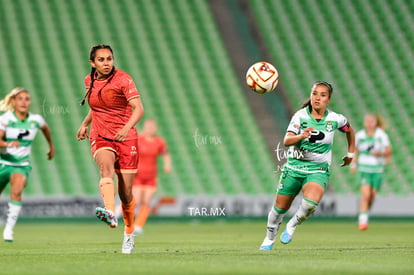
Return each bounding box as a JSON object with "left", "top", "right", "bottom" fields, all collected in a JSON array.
[{"left": 0, "top": 219, "right": 413, "bottom": 274}]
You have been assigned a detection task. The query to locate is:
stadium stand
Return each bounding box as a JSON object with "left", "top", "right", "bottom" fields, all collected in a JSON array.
[
  {"left": 0, "top": 0, "right": 276, "bottom": 197},
  {"left": 249, "top": 0, "right": 414, "bottom": 194},
  {"left": 1, "top": 0, "right": 412, "bottom": 198}
]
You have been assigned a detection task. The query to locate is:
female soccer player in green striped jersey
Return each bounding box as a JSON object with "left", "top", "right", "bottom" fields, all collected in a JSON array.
[
  {"left": 350, "top": 114, "right": 391, "bottom": 230},
  {"left": 260, "top": 81, "right": 355, "bottom": 250},
  {"left": 0, "top": 87, "right": 54, "bottom": 242}
]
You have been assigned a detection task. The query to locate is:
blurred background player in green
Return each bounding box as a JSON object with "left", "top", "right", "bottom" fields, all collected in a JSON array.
[
  {"left": 260, "top": 81, "right": 355, "bottom": 250},
  {"left": 350, "top": 114, "right": 392, "bottom": 230},
  {"left": 0, "top": 87, "right": 54, "bottom": 242}
]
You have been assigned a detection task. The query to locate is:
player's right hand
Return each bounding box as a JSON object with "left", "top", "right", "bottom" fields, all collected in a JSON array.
[
  {"left": 7, "top": 140, "right": 20, "bottom": 147},
  {"left": 76, "top": 126, "right": 88, "bottom": 140},
  {"left": 301, "top": 127, "right": 314, "bottom": 139}
]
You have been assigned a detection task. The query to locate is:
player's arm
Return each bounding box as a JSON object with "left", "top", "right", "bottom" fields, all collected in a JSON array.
[
  {"left": 384, "top": 145, "right": 392, "bottom": 164},
  {"left": 350, "top": 149, "right": 358, "bottom": 174},
  {"left": 283, "top": 127, "right": 314, "bottom": 146},
  {"left": 0, "top": 130, "right": 19, "bottom": 148},
  {"left": 163, "top": 152, "right": 172, "bottom": 173},
  {"left": 77, "top": 109, "right": 92, "bottom": 140},
  {"left": 340, "top": 125, "right": 355, "bottom": 167},
  {"left": 41, "top": 124, "right": 55, "bottom": 160},
  {"left": 114, "top": 97, "right": 144, "bottom": 142}
]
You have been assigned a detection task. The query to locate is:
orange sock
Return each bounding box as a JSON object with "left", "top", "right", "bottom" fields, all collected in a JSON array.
[
  {"left": 122, "top": 199, "right": 137, "bottom": 235},
  {"left": 135, "top": 205, "right": 151, "bottom": 228},
  {"left": 99, "top": 178, "right": 115, "bottom": 213}
]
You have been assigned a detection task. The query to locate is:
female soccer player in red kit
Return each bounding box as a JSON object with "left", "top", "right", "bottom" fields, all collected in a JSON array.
[
  {"left": 76, "top": 44, "right": 144, "bottom": 254},
  {"left": 133, "top": 119, "right": 171, "bottom": 234},
  {"left": 115, "top": 119, "right": 171, "bottom": 233}
]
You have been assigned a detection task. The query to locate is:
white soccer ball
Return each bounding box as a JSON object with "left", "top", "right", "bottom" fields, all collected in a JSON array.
[{"left": 245, "top": 61, "right": 279, "bottom": 94}]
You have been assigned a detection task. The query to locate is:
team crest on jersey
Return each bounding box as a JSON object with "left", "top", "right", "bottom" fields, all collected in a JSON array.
[{"left": 325, "top": 122, "right": 333, "bottom": 132}]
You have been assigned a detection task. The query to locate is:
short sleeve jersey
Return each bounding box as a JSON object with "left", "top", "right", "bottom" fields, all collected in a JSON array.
[
  {"left": 0, "top": 111, "right": 46, "bottom": 166},
  {"left": 285, "top": 106, "right": 350, "bottom": 171},
  {"left": 85, "top": 69, "right": 140, "bottom": 140},
  {"left": 137, "top": 135, "right": 167, "bottom": 178},
  {"left": 355, "top": 128, "right": 390, "bottom": 173}
]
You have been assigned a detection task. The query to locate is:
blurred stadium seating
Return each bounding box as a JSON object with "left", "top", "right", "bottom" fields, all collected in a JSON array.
[
  {"left": 0, "top": 0, "right": 275, "bottom": 197},
  {"left": 250, "top": 0, "right": 414, "bottom": 194},
  {"left": 0, "top": 0, "right": 412, "bottom": 198}
]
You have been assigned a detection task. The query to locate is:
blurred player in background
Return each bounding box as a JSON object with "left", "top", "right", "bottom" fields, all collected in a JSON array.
[
  {"left": 115, "top": 119, "right": 171, "bottom": 234},
  {"left": 260, "top": 81, "right": 355, "bottom": 250},
  {"left": 0, "top": 87, "right": 54, "bottom": 242},
  {"left": 350, "top": 114, "right": 391, "bottom": 230},
  {"left": 76, "top": 44, "right": 144, "bottom": 254}
]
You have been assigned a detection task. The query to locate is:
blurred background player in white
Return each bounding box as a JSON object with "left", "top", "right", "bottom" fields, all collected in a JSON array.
[
  {"left": 0, "top": 87, "right": 54, "bottom": 242},
  {"left": 350, "top": 114, "right": 391, "bottom": 230},
  {"left": 115, "top": 119, "right": 171, "bottom": 234},
  {"left": 259, "top": 81, "right": 355, "bottom": 250}
]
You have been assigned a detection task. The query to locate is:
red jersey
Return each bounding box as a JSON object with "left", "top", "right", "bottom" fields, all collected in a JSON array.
[
  {"left": 138, "top": 135, "right": 167, "bottom": 178},
  {"left": 84, "top": 69, "right": 140, "bottom": 140}
]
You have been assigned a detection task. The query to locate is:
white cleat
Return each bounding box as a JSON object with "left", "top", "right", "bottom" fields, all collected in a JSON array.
[
  {"left": 122, "top": 233, "right": 135, "bottom": 254},
  {"left": 259, "top": 236, "right": 275, "bottom": 251},
  {"left": 134, "top": 226, "right": 143, "bottom": 236},
  {"left": 3, "top": 225, "right": 14, "bottom": 242}
]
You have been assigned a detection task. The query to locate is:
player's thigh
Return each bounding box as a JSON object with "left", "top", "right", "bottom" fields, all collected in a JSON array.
[
  {"left": 0, "top": 164, "right": 11, "bottom": 192},
  {"left": 302, "top": 173, "right": 327, "bottom": 203},
  {"left": 276, "top": 169, "right": 303, "bottom": 196},
  {"left": 371, "top": 173, "right": 383, "bottom": 192},
  {"left": 95, "top": 149, "right": 116, "bottom": 177}
]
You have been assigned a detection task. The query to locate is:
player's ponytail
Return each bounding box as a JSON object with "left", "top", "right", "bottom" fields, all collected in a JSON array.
[
  {"left": 375, "top": 114, "right": 387, "bottom": 130},
  {"left": 80, "top": 44, "right": 114, "bottom": 106},
  {"left": 0, "top": 87, "right": 27, "bottom": 112}
]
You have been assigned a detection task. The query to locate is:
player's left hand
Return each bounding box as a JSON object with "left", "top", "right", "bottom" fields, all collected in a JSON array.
[
  {"left": 114, "top": 128, "right": 129, "bottom": 142},
  {"left": 47, "top": 145, "right": 55, "bottom": 160},
  {"left": 340, "top": 156, "right": 353, "bottom": 167}
]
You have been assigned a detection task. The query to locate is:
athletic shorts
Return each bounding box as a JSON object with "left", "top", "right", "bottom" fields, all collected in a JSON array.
[
  {"left": 0, "top": 163, "right": 31, "bottom": 190},
  {"left": 276, "top": 166, "right": 330, "bottom": 196},
  {"left": 90, "top": 135, "right": 139, "bottom": 173},
  {"left": 358, "top": 171, "right": 383, "bottom": 191},
  {"left": 134, "top": 175, "right": 157, "bottom": 188}
]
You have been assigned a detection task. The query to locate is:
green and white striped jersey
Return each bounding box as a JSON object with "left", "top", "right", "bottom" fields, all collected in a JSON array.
[
  {"left": 285, "top": 106, "right": 349, "bottom": 172},
  {"left": 0, "top": 111, "right": 46, "bottom": 166},
  {"left": 355, "top": 128, "right": 390, "bottom": 173}
]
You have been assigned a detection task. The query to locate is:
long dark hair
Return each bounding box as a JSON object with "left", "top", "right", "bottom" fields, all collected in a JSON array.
[
  {"left": 80, "top": 44, "right": 115, "bottom": 106},
  {"left": 301, "top": 81, "right": 333, "bottom": 109}
]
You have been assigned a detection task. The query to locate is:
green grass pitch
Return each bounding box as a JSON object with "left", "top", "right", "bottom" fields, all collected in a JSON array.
[{"left": 0, "top": 219, "right": 413, "bottom": 274}]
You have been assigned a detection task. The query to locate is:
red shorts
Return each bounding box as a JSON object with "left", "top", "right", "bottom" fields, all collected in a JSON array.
[
  {"left": 90, "top": 135, "right": 138, "bottom": 173},
  {"left": 134, "top": 174, "right": 157, "bottom": 187}
]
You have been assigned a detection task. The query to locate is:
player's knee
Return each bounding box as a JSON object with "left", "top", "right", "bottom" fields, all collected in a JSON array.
[{"left": 98, "top": 164, "right": 114, "bottom": 178}]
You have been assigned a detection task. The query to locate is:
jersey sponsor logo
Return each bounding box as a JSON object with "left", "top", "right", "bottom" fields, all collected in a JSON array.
[
  {"left": 308, "top": 130, "right": 325, "bottom": 143},
  {"left": 130, "top": 145, "right": 137, "bottom": 155},
  {"left": 17, "top": 129, "right": 30, "bottom": 139}
]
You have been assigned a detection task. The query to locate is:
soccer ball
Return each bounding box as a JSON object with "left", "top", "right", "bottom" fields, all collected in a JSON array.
[{"left": 245, "top": 62, "right": 279, "bottom": 94}]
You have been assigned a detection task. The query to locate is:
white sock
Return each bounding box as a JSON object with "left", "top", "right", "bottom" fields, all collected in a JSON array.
[
  {"left": 5, "top": 201, "right": 22, "bottom": 231},
  {"left": 266, "top": 206, "right": 287, "bottom": 240},
  {"left": 286, "top": 198, "right": 318, "bottom": 235},
  {"left": 359, "top": 212, "right": 369, "bottom": 225}
]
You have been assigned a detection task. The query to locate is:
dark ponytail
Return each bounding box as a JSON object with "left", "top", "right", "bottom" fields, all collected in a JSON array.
[
  {"left": 301, "top": 98, "right": 311, "bottom": 109},
  {"left": 80, "top": 44, "right": 114, "bottom": 106}
]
